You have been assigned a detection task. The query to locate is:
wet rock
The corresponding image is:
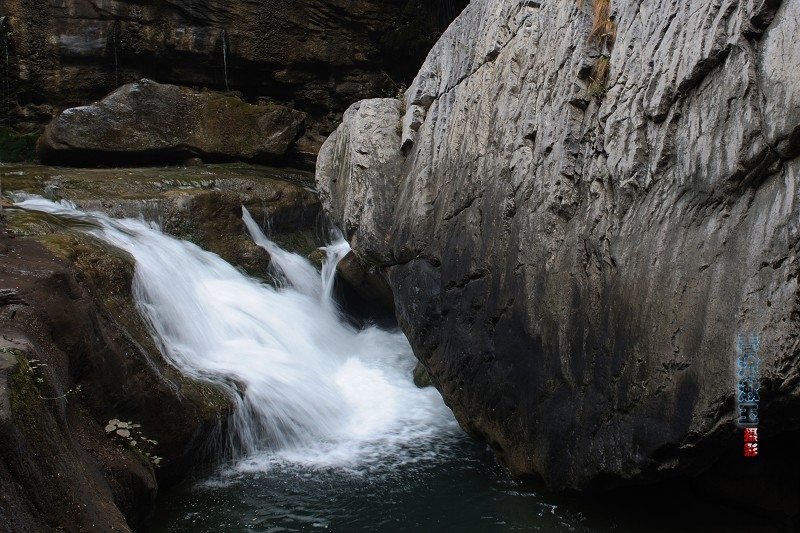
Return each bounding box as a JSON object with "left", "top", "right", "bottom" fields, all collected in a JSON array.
[
  {"left": 0, "top": 232, "right": 231, "bottom": 531},
  {"left": 2, "top": 164, "right": 322, "bottom": 279},
  {"left": 3, "top": 0, "right": 467, "bottom": 132},
  {"left": 36, "top": 79, "right": 306, "bottom": 166},
  {"left": 412, "top": 362, "right": 433, "bottom": 388},
  {"left": 317, "top": 0, "right": 800, "bottom": 503},
  {"left": 334, "top": 250, "right": 396, "bottom": 327}
]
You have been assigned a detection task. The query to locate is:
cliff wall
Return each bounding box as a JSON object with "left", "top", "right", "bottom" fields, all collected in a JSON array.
[
  {"left": 317, "top": 0, "right": 800, "bottom": 505},
  {"left": 1, "top": 0, "right": 466, "bottom": 133}
]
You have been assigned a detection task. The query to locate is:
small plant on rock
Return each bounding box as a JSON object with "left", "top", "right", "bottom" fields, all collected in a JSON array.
[
  {"left": 22, "top": 356, "right": 82, "bottom": 400},
  {"left": 105, "top": 419, "right": 163, "bottom": 466},
  {"left": 578, "top": 0, "right": 616, "bottom": 99},
  {"left": 588, "top": 55, "right": 610, "bottom": 97}
]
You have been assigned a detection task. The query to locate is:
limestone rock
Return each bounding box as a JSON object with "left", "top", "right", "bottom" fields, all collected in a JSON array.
[
  {"left": 36, "top": 79, "right": 306, "bottom": 166},
  {"left": 316, "top": 98, "right": 405, "bottom": 265},
  {"left": 0, "top": 231, "right": 231, "bottom": 531},
  {"left": 317, "top": 0, "right": 800, "bottom": 504}
]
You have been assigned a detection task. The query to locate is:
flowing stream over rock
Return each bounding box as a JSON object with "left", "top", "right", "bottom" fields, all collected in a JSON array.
[
  {"left": 15, "top": 196, "right": 457, "bottom": 469},
  {"left": 13, "top": 196, "right": 773, "bottom": 533}
]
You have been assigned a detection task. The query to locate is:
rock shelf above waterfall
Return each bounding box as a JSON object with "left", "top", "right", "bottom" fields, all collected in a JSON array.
[{"left": 36, "top": 80, "right": 307, "bottom": 167}]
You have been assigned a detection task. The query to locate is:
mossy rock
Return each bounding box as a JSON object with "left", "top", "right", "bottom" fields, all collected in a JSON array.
[
  {"left": 412, "top": 361, "right": 433, "bottom": 388},
  {"left": 0, "top": 127, "right": 39, "bottom": 162}
]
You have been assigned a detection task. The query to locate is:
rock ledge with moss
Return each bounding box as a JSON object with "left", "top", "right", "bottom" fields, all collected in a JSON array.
[{"left": 37, "top": 79, "right": 306, "bottom": 166}]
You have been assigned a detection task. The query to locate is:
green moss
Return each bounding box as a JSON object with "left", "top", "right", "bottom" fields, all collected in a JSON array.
[
  {"left": 0, "top": 127, "right": 38, "bottom": 162},
  {"left": 0, "top": 163, "right": 314, "bottom": 201},
  {"left": 188, "top": 381, "right": 232, "bottom": 420},
  {"left": 8, "top": 354, "right": 45, "bottom": 436},
  {"left": 412, "top": 362, "right": 433, "bottom": 388},
  {"left": 39, "top": 233, "right": 135, "bottom": 293},
  {"left": 6, "top": 352, "right": 73, "bottom": 466}
]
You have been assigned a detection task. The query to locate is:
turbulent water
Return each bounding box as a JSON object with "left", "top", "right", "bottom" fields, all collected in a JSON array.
[
  {"left": 15, "top": 196, "right": 772, "bottom": 533},
  {"left": 15, "top": 196, "right": 458, "bottom": 471}
]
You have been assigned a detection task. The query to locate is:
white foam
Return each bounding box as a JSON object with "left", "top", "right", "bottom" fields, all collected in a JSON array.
[{"left": 16, "top": 196, "right": 458, "bottom": 472}]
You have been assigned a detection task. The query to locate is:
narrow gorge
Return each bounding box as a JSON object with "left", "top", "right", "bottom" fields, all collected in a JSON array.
[{"left": 0, "top": 0, "right": 798, "bottom": 531}]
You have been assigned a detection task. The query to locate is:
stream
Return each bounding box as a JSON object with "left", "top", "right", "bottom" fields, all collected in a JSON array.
[{"left": 14, "top": 196, "right": 779, "bottom": 533}]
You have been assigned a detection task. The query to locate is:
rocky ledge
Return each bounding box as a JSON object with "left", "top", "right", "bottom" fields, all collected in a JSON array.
[
  {"left": 317, "top": 0, "right": 800, "bottom": 513},
  {"left": 0, "top": 163, "right": 331, "bottom": 530},
  {"left": 0, "top": 224, "right": 230, "bottom": 531},
  {"left": 36, "top": 80, "right": 306, "bottom": 167},
  {"left": 2, "top": 0, "right": 467, "bottom": 135}
]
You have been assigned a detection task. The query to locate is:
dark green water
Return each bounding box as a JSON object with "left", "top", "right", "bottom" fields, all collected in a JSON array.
[
  {"left": 150, "top": 434, "right": 583, "bottom": 533},
  {"left": 149, "top": 433, "right": 784, "bottom": 533}
]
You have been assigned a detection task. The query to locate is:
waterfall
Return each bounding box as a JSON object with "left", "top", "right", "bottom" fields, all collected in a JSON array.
[
  {"left": 241, "top": 206, "right": 323, "bottom": 299},
  {"left": 241, "top": 206, "right": 350, "bottom": 306},
  {"left": 320, "top": 232, "right": 351, "bottom": 307},
  {"left": 221, "top": 29, "right": 229, "bottom": 92},
  {"left": 112, "top": 21, "right": 119, "bottom": 87},
  {"left": 15, "top": 196, "right": 456, "bottom": 472},
  {"left": 1, "top": 16, "right": 9, "bottom": 127}
]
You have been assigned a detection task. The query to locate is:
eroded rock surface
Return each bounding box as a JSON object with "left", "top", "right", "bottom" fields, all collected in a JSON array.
[
  {"left": 36, "top": 80, "right": 306, "bottom": 166},
  {"left": 317, "top": 0, "right": 800, "bottom": 504},
  {"left": 2, "top": 0, "right": 467, "bottom": 134},
  {"left": 0, "top": 231, "right": 230, "bottom": 532}
]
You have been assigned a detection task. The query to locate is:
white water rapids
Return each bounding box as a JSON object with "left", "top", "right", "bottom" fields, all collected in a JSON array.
[{"left": 15, "top": 196, "right": 458, "bottom": 474}]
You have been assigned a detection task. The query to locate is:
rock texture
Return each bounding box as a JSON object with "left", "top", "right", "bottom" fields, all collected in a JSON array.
[
  {"left": 0, "top": 231, "right": 230, "bottom": 532},
  {"left": 0, "top": 164, "right": 330, "bottom": 531},
  {"left": 3, "top": 164, "right": 322, "bottom": 277},
  {"left": 1, "top": 0, "right": 467, "bottom": 133},
  {"left": 317, "top": 0, "right": 800, "bottom": 505},
  {"left": 36, "top": 79, "right": 306, "bottom": 166}
]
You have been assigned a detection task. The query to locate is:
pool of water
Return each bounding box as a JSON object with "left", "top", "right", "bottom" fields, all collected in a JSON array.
[
  {"left": 150, "top": 434, "right": 590, "bottom": 533},
  {"left": 148, "top": 432, "right": 785, "bottom": 533}
]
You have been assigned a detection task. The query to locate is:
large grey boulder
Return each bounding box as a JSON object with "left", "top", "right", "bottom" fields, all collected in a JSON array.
[
  {"left": 37, "top": 79, "right": 306, "bottom": 166},
  {"left": 317, "top": 0, "right": 800, "bottom": 506}
]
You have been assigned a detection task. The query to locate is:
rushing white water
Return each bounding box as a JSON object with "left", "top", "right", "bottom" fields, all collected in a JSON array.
[
  {"left": 241, "top": 206, "right": 350, "bottom": 307},
  {"left": 14, "top": 196, "right": 458, "bottom": 473}
]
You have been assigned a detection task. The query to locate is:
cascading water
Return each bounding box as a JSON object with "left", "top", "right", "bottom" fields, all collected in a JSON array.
[
  {"left": 12, "top": 195, "right": 729, "bottom": 532},
  {"left": 14, "top": 196, "right": 458, "bottom": 471},
  {"left": 221, "top": 29, "right": 229, "bottom": 92},
  {"left": 112, "top": 21, "right": 119, "bottom": 87},
  {"left": 241, "top": 206, "right": 350, "bottom": 306}
]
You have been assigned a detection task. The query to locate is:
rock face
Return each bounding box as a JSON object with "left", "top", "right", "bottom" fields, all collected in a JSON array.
[
  {"left": 317, "top": 0, "right": 800, "bottom": 504},
  {"left": 36, "top": 79, "right": 306, "bottom": 166},
  {"left": 0, "top": 231, "right": 230, "bottom": 531},
  {"left": 2, "top": 0, "right": 467, "bottom": 133}
]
